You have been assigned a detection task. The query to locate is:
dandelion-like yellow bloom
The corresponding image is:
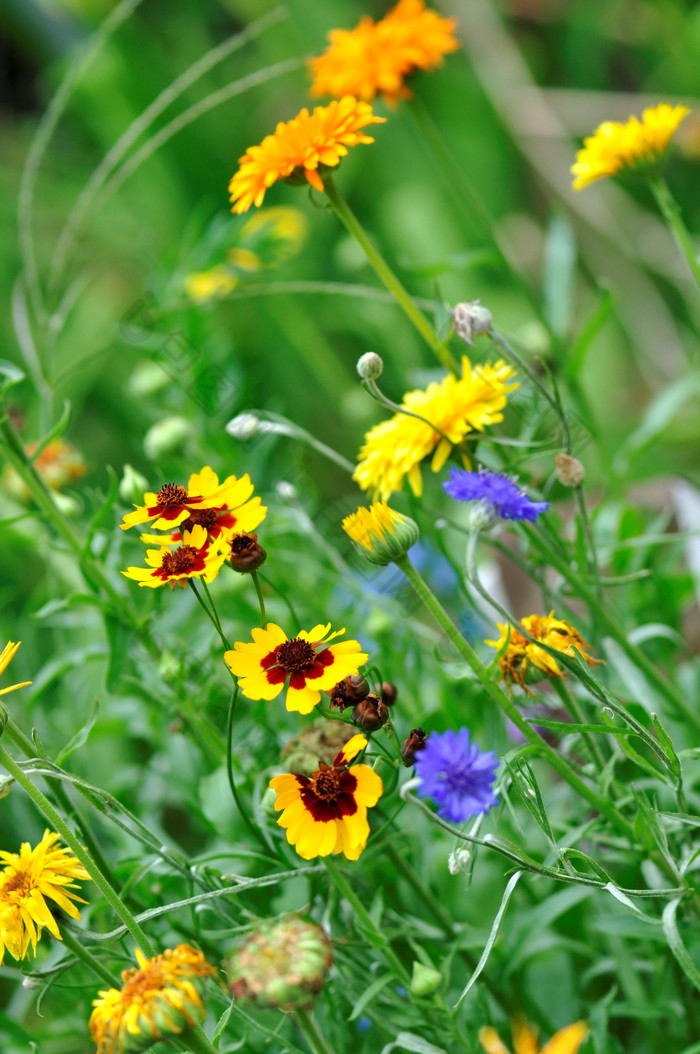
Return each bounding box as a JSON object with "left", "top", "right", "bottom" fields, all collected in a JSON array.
[
  {"left": 0, "top": 830, "right": 89, "bottom": 963},
  {"left": 225, "top": 623, "right": 368, "bottom": 715},
  {"left": 89, "top": 944, "right": 216, "bottom": 1054},
  {"left": 354, "top": 356, "right": 518, "bottom": 501},
  {"left": 228, "top": 96, "right": 385, "bottom": 214},
  {"left": 480, "top": 1019, "right": 589, "bottom": 1054},
  {"left": 342, "top": 502, "right": 418, "bottom": 565},
  {"left": 571, "top": 103, "right": 690, "bottom": 190},
  {"left": 485, "top": 612, "right": 600, "bottom": 691},
  {"left": 270, "top": 734, "right": 383, "bottom": 860},
  {"left": 0, "top": 641, "right": 31, "bottom": 698},
  {"left": 309, "top": 0, "right": 458, "bottom": 107}
]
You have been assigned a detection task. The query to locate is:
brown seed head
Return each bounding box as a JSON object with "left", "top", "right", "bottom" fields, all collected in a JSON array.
[{"left": 351, "top": 693, "right": 388, "bottom": 732}]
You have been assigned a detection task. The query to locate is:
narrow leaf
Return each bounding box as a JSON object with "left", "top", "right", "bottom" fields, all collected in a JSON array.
[{"left": 454, "top": 870, "right": 523, "bottom": 1007}]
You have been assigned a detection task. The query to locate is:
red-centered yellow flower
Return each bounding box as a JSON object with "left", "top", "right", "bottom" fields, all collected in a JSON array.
[
  {"left": 485, "top": 612, "right": 601, "bottom": 692},
  {"left": 354, "top": 356, "right": 518, "bottom": 501},
  {"left": 0, "top": 641, "right": 31, "bottom": 698},
  {"left": 122, "top": 525, "right": 229, "bottom": 590},
  {"left": 225, "top": 623, "right": 368, "bottom": 714},
  {"left": 0, "top": 830, "right": 89, "bottom": 963},
  {"left": 228, "top": 96, "right": 385, "bottom": 214},
  {"left": 89, "top": 944, "right": 216, "bottom": 1054},
  {"left": 270, "top": 734, "right": 383, "bottom": 860},
  {"left": 480, "top": 1019, "right": 589, "bottom": 1054},
  {"left": 571, "top": 103, "right": 690, "bottom": 190},
  {"left": 309, "top": 0, "right": 458, "bottom": 107},
  {"left": 121, "top": 466, "right": 265, "bottom": 535}
]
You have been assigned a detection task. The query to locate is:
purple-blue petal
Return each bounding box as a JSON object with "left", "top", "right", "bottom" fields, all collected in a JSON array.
[
  {"left": 443, "top": 467, "right": 549, "bottom": 524},
  {"left": 414, "top": 727, "right": 499, "bottom": 823}
]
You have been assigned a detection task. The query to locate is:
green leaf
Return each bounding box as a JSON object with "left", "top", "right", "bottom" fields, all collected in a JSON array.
[
  {"left": 55, "top": 699, "right": 100, "bottom": 765},
  {"left": 455, "top": 870, "right": 523, "bottom": 1007},
  {"left": 543, "top": 211, "right": 576, "bottom": 339},
  {"left": 349, "top": 973, "right": 394, "bottom": 1021},
  {"left": 566, "top": 285, "right": 614, "bottom": 381},
  {"left": 662, "top": 898, "right": 700, "bottom": 993},
  {"left": 105, "top": 615, "right": 133, "bottom": 693},
  {"left": 600, "top": 710, "right": 669, "bottom": 783},
  {"left": 651, "top": 712, "right": 682, "bottom": 781},
  {"left": 0, "top": 360, "right": 26, "bottom": 393},
  {"left": 613, "top": 372, "right": 700, "bottom": 474},
  {"left": 381, "top": 1033, "right": 448, "bottom": 1054},
  {"left": 29, "top": 400, "right": 72, "bottom": 462}
]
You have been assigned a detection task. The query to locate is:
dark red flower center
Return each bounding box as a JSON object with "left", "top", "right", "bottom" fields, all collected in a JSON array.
[
  {"left": 300, "top": 766, "right": 359, "bottom": 821},
  {"left": 162, "top": 545, "right": 198, "bottom": 576},
  {"left": 276, "top": 638, "right": 316, "bottom": 672},
  {"left": 309, "top": 765, "right": 340, "bottom": 801},
  {"left": 156, "top": 483, "right": 189, "bottom": 506},
  {"left": 182, "top": 507, "right": 219, "bottom": 532}
]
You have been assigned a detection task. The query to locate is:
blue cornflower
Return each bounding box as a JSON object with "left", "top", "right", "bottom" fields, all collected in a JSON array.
[
  {"left": 414, "top": 728, "right": 499, "bottom": 823},
  {"left": 442, "top": 466, "right": 549, "bottom": 523}
]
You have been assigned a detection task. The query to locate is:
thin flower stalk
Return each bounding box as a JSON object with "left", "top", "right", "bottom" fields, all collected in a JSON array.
[{"left": 648, "top": 174, "right": 700, "bottom": 292}]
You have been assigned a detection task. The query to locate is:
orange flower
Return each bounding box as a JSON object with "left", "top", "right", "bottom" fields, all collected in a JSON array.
[
  {"left": 309, "top": 0, "right": 458, "bottom": 107},
  {"left": 228, "top": 96, "right": 385, "bottom": 214}
]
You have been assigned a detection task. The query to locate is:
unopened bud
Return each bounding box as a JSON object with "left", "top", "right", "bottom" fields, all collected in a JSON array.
[
  {"left": 400, "top": 727, "right": 428, "bottom": 767},
  {"left": 143, "top": 416, "right": 189, "bottom": 459},
  {"left": 451, "top": 300, "right": 492, "bottom": 346},
  {"left": 328, "top": 674, "right": 370, "bottom": 711},
  {"left": 0, "top": 774, "right": 13, "bottom": 799},
  {"left": 351, "top": 693, "right": 388, "bottom": 732},
  {"left": 376, "top": 681, "right": 397, "bottom": 707},
  {"left": 276, "top": 480, "right": 298, "bottom": 504},
  {"left": 119, "top": 464, "right": 150, "bottom": 505},
  {"left": 464, "top": 498, "right": 498, "bottom": 533},
  {"left": 226, "top": 917, "right": 332, "bottom": 1011},
  {"left": 229, "top": 532, "right": 267, "bottom": 573},
  {"left": 356, "top": 352, "right": 384, "bottom": 381},
  {"left": 226, "top": 412, "right": 261, "bottom": 440},
  {"left": 410, "top": 961, "right": 443, "bottom": 997},
  {"left": 555, "top": 452, "right": 585, "bottom": 488},
  {"left": 448, "top": 848, "right": 471, "bottom": 875}
]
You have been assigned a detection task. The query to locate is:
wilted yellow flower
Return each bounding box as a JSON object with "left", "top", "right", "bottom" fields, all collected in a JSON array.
[
  {"left": 571, "top": 103, "right": 690, "bottom": 190},
  {"left": 309, "top": 0, "right": 458, "bottom": 107},
  {"left": 485, "top": 612, "right": 600, "bottom": 691},
  {"left": 0, "top": 830, "right": 89, "bottom": 963},
  {"left": 89, "top": 944, "right": 216, "bottom": 1054},
  {"left": 228, "top": 96, "right": 385, "bottom": 213},
  {"left": 342, "top": 502, "right": 419, "bottom": 565},
  {"left": 353, "top": 356, "right": 518, "bottom": 501},
  {"left": 480, "top": 1019, "right": 589, "bottom": 1054},
  {"left": 0, "top": 641, "right": 31, "bottom": 698}
]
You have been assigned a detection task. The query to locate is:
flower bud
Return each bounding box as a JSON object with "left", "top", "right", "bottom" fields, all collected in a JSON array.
[
  {"left": 356, "top": 352, "right": 384, "bottom": 381},
  {"left": 376, "top": 681, "right": 397, "bottom": 707},
  {"left": 463, "top": 498, "right": 498, "bottom": 533},
  {"left": 226, "top": 918, "right": 332, "bottom": 1011},
  {"left": 0, "top": 774, "right": 14, "bottom": 799},
  {"left": 400, "top": 727, "right": 427, "bottom": 767},
  {"left": 448, "top": 848, "right": 471, "bottom": 875},
  {"left": 143, "top": 416, "right": 189, "bottom": 459},
  {"left": 328, "top": 674, "right": 370, "bottom": 711},
  {"left": 276, "top": 480, "right": 298, "bottom": 504},
  {"left": 555, "top": 452, "right": 585, "bottom": 488},
  {"left": 343, "top": 502, "right": 419, "bottom": 567},
  {"left": 229, "top": 532, "right": 267, "bottom": 573},
  {"left": 119, "top": 464, "right": 150, "bottom": 506},
  {"left": 225, "top": 411, "right": 261, "bottom": 440},
  {"left": 351, "top": 693, "right": 388, "bottom": 732},
  {"left": 410, "top": 961, "right": 443, "bottom": 997},
  {"left": 451, "top": 300, "right": 492, "bottom": 346}
]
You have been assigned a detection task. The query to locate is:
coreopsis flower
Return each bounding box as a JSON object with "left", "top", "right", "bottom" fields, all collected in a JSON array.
[
  {"left": 342, "top": 501, "right": 419, "bottom": 565},
  {"left": 228, "top": 96, "right": 385, "bottom": 214},
  {"left": 89, "top": 945, "right": 216, "bottom": 1054},
  {"left": 353, "top": 356, "right": 518, "bottom": 500},
  {"left": 226, "top": 917, "right": 332, "bottom": 1010},
  {"left": 0, "top": 641, "right": 31, "bottom": 698},
  {"left": 121, "top": 466, "right": 266, "bottom": 539},
  {"left": 269, "top": 733, "right": 383, "bottom": 859},
  {"left": 571, "top": 102, "right": 690, "bottom": 190},
  {"left": 122, "top": 525, "right": 229, "bottom": 590},
  {"left": 0, "top": 830, "right": 89, "bottom": 963},
  {"left": 309, "top": 0, "right": 458, "bottom": 107},
  {"left": 414, "top": 728, "right": 498, "bottom": 823},
  {"left": 443, "top": 466, "right": 549, "bottom": 524},
  {"left": 225, "top": 623, "right": 368, "bottom": 714},
  {"left": 485, "top": 612, "right": 601, "bottom": 691},
  {"left": 479, "top": 1019, "right": 589, "bottom": 1054}
]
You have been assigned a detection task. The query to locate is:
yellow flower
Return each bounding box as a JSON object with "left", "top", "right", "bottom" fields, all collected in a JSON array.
[
  {"left": 571, "top": 103, "right": 690, "bottom": 190},
  {"left": 225, "top": 623, "right": 368, "bottom": 715},
  {"left": 122, "top": 525, "right": 229, "bottom": 590},
  {"left": 185, "top": 266, "right": 238, "bottom": 303},
  {"left": 479, "top": 1019, "right": 589, "bottom": 1054},
  {"left": 309, "top": 0, "right": 458, "bottom": 107},
  {"left": 89, "top": 944, "right": 216, "bottom": 1054},
  {"left": 269, "top": 734, "right": 383, "bottom": 860},
  {"left": 235, "top": 206, "right": 309, "bottom": 269},
  {"left": 353, "top": 356, "right": 518, "bottom": 501},
  {"left": 485, "top": 612, "right": 600, "bottom": 691},
  {"left": 0, "top": 641, "right": 31, "bottom": 698},
  {"left": 0, "top": 830, "right": 89, "bottom": 963},
  {"left": 228, "top": 96, "right": 385, "bottom": 214},
  {"left": 342, "top": 501, "right": 419, "bottom": 565}
]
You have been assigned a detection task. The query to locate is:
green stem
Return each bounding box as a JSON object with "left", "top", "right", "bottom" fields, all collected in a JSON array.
[
  {"left": 60, "top": 928, "right": 118, "bottom": 986},
  {"left": 190, "top": 580, "right": 231, "bottom": 650},
  {"left": 225, "top": 685, "right": 272, "bottom": 853},
  {"left": 324, "top": 857, "right": 412, "bottom": 986},
  {"left": 175, "top": 1027, "right": 222, "bottom": 1054},
  {"left": 551, "top": 678, "right": 608, "bottom": 774},
  {"left": 648, "top": 175, "right": 700, "bottom": 292},
  {"left": 251, "top": 570, "right": 266, "bottom": 625},
  {"left": 293, "top": 1008, "right": 336, "bottom": 1054},
  {"left": 393, "top": 554, "right": 635, "bottom": 839},
  {"left": 0, "top": 740, "right": 156, "bottom": 955},
  {"left": 321, "top": 173, "right": 459, "bottom": 374}
]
